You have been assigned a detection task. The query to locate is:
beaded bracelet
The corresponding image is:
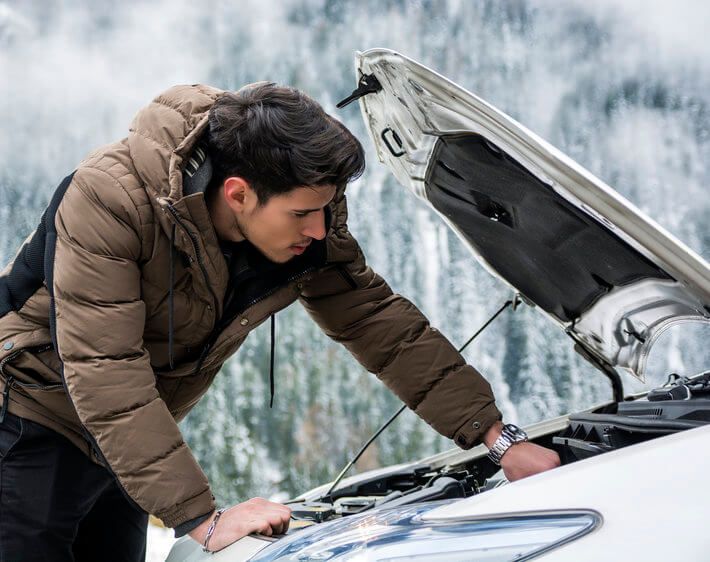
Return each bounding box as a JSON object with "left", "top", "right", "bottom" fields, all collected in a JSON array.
[{"left": 203, "top": 508, "right": 227, "bottom": 553}]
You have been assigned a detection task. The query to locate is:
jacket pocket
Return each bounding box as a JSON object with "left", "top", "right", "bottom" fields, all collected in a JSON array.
[
  {"left": 0, "top": 345, "right": 64, "bottom": 392},
  {"left": 0, "top": 345, "right": 65, "bottom": 426}
]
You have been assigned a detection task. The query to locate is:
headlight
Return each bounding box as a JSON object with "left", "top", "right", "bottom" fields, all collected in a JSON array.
[{"left": 251, "top": 500, "right": 600, "bottom": 562}]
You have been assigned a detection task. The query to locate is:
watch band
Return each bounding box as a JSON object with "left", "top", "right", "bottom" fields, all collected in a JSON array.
[{"left": 487, "top": 423, "right": 528, "bottom": 465}]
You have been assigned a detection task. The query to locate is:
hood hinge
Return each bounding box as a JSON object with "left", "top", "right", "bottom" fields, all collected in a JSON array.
[{"left": 337, "top": 74, "right": 382, "bottom": 108}]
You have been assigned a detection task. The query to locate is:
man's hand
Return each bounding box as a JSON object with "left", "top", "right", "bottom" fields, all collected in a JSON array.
[
  {"left": 498, "top": 441, "right": 561, "bottom": 481},
  {"left": 483, "top": 421, "right": 560, "bottom": 482},
  {"left": 188, "top": 497, "right": 292, "bottom": 552}
]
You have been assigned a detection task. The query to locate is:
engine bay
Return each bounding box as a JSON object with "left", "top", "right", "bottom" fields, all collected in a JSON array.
[
  {"left": 554, "top": 380, "right": 710, "bottom": 463},
  {"left": 286, "top": 371, "right": 710, "bottom": 531}
]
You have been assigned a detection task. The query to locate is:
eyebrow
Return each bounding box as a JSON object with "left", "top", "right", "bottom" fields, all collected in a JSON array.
[{"left": 293, "top": 189, "right": 337, "bottom": 213}]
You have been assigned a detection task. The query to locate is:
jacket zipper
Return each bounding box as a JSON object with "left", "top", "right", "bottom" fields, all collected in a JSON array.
[
  {"left": 165, "top": 204, "right": 219, "bottom": 316},
  {"left": 0, "top": 343, "right": 55, "bottom": 423},
  {"left": 230, "top": 266, "right": 316, "bottom": 326},
  {"left": 164, "top": 203, "right": 322, "bottom": 376},
  {"left": 193, "top": 266, "right": 316, "bottom": 375}
]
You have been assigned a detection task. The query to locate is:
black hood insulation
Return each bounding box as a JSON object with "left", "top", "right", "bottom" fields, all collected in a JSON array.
[{"left": 425, "top": 133, "right": 672, "bottom": 323}]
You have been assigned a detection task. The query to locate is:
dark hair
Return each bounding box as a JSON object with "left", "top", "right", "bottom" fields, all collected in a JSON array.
[{"left": 207, "top": 82, "right": 365, "bottom": 204}]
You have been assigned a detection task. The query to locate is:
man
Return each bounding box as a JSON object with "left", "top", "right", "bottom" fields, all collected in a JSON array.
[{"left": 0, "top": 83, "right": 559, "bottom": 559}]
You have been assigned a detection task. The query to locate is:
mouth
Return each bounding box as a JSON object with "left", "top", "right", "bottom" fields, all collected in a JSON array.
[{"left": 290, "top": 240, "right": 312, "bottom": 255}]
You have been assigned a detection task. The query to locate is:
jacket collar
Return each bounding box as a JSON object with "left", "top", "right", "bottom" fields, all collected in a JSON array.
[{"left": 126, "top": 84, "right": 356, "bottom": 306}]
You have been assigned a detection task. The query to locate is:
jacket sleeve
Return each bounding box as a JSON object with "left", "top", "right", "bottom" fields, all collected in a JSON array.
[
  {"left": 50, "top": 167, "right": 214, "bottom": 528},
  {"left": 299, "top": 236, "right": 502, "bottom": 450}
]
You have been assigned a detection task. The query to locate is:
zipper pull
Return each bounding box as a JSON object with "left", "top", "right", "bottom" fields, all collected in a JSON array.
[{"left": 0, "top": 376, "right": 12, "bottom": 424}]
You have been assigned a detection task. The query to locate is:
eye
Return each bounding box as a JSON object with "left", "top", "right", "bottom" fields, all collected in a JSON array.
[{"left": 293, "top": 211, "right": 310, "bottom": 218}]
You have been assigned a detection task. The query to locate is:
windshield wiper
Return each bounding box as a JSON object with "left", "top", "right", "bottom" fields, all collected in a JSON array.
[{"left": 321, "top": 294, "right": 522, "bottom": 502}]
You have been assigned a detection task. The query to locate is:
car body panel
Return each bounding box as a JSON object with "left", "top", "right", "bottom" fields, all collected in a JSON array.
[
  {"left": 165, "top": 414, "right": 576, "bottom": 561},
  {"left": 165, "top": 534, "right": 272, "bottom": 562},
  {"left": 354, "top": 48, "right": 710, "bottom": 380},
  {"left": 422, "top": 424, "right": 710, "bottom": 560},
  {"left": 168, "top": 423, "right": 710, "bottom": 561}
]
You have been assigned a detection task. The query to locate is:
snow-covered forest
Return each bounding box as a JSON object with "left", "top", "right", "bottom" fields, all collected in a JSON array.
[{"left": 1, "top": 0, "right": 708, "bottom": 506}]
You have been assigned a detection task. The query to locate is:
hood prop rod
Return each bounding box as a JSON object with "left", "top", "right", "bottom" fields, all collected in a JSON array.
[{"left": 321, "top": 295, "right": 520, "bottom": 503}]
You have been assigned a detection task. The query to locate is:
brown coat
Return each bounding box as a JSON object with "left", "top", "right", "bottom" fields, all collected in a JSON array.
[{"left": 0, "top": 85, "right": 501, "bottom": 528}]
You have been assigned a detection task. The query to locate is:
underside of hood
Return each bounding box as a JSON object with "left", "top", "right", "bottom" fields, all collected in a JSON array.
[
  {"left": 351, "top": 49, "right": 710, "bottom": 380},
  {"left": 425, "top": 133, "right": 672, "bottom": 323}
]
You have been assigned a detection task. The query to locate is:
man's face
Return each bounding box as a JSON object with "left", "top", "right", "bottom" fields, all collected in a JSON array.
[{"left": 221, "top": 178, "right": 336, "bottom": 263}]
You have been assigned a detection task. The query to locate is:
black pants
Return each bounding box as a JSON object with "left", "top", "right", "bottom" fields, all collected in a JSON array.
[{"left": 0, "top": 412, "right": 148, "bottom": 562}]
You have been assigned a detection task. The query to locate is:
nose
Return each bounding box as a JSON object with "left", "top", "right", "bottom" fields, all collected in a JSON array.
[{"left": 301, "top": 209, "right": 327, "bottom": 241}]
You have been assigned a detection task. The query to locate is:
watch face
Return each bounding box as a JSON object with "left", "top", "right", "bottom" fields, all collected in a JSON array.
[
  {"left": 488, "top": 424, "right": 529, "bottom": 465},
  {"left": 504, "top": 424, "right": 528, "bottom": 441}
]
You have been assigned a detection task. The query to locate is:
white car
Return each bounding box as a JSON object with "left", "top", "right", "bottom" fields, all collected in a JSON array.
[{"left": 167, "top": 49, "right": 710, "bottom": 562}]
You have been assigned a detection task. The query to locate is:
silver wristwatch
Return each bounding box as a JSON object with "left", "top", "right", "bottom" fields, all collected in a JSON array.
[{"left": 487, "top": 423, "right": 528, "bottom": 465}]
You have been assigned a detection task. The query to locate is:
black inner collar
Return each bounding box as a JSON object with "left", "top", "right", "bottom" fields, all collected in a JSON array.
[{"left": 218, "top": 211, "right": 330, "bottom": 328}]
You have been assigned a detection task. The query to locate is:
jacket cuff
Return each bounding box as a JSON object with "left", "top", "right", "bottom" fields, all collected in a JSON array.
[
  {"left": 452, "top": 405, "right": 502, "bottom": 450},
  {"left": 156, "top": 488, "right": 216, "bottom": 529},
  {"left": 173, "top": 511, "right": 213, "bottom": 538}
]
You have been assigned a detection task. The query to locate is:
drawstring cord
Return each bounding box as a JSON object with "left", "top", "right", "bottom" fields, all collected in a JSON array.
[
  {"left": 269, "top": 313, "right": 276, "bottom": 408},
  {"left": 168, "top": 224, "right": 176, "bottom": 370},
  {"left": 167, "top": 218, "right": 276, "bottom": 405}
]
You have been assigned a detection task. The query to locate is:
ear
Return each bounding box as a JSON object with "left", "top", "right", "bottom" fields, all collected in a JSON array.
[{"left": 223, "top": 177, "right": 253, "bottom": 212}]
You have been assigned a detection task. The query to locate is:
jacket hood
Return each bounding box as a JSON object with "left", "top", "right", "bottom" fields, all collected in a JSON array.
[
  {"left": 124, "top": 82, "right": 352, "bottom": 234},
  {"left": 127, "top": 84, "right": 225, "bottom": 203}
]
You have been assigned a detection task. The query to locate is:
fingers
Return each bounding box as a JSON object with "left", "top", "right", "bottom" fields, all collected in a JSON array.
[
  {"left": 240, "top": 497, "right": 292, "bottom": 537},
  {"left": 256, "top": 521, "right": 273, "bottom": 536},
  {"left": 545, "top": 449, "right": 562, "bottom": 469},
  {"left": 500, "top": 442, "right": 561, "bottom": 481},
  {"left": 194, "top": 498, "right": 292, "bottom": 551}
]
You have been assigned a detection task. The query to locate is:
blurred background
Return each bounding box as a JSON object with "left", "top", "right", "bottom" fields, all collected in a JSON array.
[{"left": 1, "top": 0, "right": 708, "bottom": 540}]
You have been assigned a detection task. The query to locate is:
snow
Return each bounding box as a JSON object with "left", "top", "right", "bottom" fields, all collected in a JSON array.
[{"left": 147, "top": 524, "right": 176, "bottom": 562}]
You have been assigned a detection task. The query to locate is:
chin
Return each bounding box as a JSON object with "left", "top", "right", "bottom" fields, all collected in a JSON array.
[
  {"left": 266, "top": 250, "right": 294, "bottom": 264},
  {"left": 250, "top": 241, "right": 293, "bottom": 264}
]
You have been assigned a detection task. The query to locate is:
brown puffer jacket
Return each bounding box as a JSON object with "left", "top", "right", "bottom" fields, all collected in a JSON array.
[{"left": 0, "top": 85, "right": 501, "bottom": 528}]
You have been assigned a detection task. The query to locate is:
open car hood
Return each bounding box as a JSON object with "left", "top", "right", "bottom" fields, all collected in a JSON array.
[{"left": 349, "top": 48, "right": 710, "bottom": 380}]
